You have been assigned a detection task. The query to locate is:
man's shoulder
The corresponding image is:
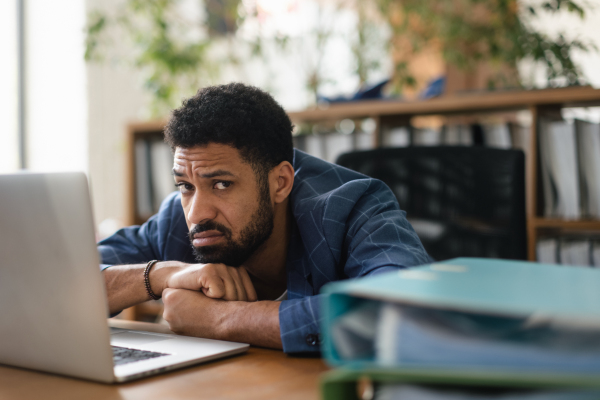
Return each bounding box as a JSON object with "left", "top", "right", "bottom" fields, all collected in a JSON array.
[
  {"left": 292, "top": 149, "right": 373, "bottom": 197},
  {"left": 291, "top": 149, "right": 392, "bottom": 208},
  {"left": 159, "top": 191, "right": 183, "bottom": 213}
]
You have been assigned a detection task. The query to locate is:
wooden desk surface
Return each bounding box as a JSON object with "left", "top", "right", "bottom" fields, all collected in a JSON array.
[{"left": 0, "top": 320, "right": 329, "bottom": 400}]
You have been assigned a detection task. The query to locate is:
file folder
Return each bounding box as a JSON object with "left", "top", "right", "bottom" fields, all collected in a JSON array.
[{"left": 320, "top": 258, "right": 600, "bottom": 388}]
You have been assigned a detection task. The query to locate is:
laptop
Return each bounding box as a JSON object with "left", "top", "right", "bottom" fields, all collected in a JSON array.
[{"left": 0, "top": 172, "right": 249, "bottom": 383}]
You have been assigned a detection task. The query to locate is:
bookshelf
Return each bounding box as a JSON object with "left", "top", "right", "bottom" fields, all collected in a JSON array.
[
  {"left": 124, "top": 86, "right": 600, "bottom": 276},
  {"left": 287, "top": 86, "right": 600, "bottom": 262},
  {"left": 126, "top": 121, "right": 169, "bottom": 226},
  {"left": 123, "top": 121, "right": 168, "bottom": 321}
]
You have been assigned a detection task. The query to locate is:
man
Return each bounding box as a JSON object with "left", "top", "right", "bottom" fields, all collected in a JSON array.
[{"left": 99, "top": 83, "right": 431, "bottom": 353}]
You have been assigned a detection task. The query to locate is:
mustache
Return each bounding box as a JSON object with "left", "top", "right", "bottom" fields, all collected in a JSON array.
[{"left": 188, "top": 220, "right": 232, "bottom": 242}]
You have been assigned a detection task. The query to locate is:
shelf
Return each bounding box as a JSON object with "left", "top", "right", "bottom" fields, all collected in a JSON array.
[
  {"left": 287, "top": 86, "right": 600, "bottom": 122},
  {"left": 531, "top": 218, "right": 600, "bottom": 230}
]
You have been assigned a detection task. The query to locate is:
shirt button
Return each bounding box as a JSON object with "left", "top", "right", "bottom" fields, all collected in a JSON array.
[{"left": 306, "top": 334, "right": 319, "bottom": 346}]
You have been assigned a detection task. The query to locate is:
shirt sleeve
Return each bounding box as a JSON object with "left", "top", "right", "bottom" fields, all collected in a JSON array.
[
  {"left": 96, "top": 192, "right": 183, "bottom": 269},
  {"left": 97, "top": 213, "right": 161, "bottom": 267},
  {"left": 278, "top": 266, "right": 399, "bottom": 353}
]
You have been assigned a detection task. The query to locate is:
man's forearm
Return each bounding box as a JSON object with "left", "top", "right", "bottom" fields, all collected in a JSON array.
[
  {"left": 102, "top": 261, "right": 182, "bottom": 314},
  {"left": 162, "top": 289, "right": 282, "bottom": 349},
  {"left": 222, "top": 300, "right": 282, "bottom": 349}
]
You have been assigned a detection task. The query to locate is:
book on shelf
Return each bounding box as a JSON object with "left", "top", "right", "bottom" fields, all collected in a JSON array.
[
  {"left": 150, "top": 140, "right": 176, "bottom": 210},
  {"left": 412, "top": 127, "right": 442, "bottom": 146},
  {"left": 575, "top": 120, "right": 600, "bottom": 219},
  {"left": 443, "top": 124, "right": 472, "bottom": 146},
  {"left": 134, "top": 138, "right": 175, "bottom": 221},
  {"left": 561, "top": 238, "right": 592, "bottom": 267},
  {"left": 538, "top": 119, "right": 581, "bottom": 219},
  {"left": 383, "top": 127, "right": 410, "bottom": 147},
  {"left": 481, "top": 123, "right": 512, "bottom": 149},
  {"left": 509, "top": 122, "right": 531, "bottom": 154},
  {"left": 135, "top": 139, "right": 153, "bottom": 218},
  {"left": 536, "top": 236, "right": 600, "bottom": 267},
  {"left": 537, "top": 118, "right": 600, "bottom": 221},
  {"left": 536, "top": 237, "right": 558, "bottom": 264}
]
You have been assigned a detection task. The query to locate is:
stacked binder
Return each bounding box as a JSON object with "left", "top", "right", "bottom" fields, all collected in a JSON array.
[{"left": 319, "top": 258, "right": 600, "bottom": 399}]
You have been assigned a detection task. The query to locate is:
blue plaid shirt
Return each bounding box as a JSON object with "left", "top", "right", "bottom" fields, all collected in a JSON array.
[{"left": 98, "top": 149, "right": 431, "bottom": 353}]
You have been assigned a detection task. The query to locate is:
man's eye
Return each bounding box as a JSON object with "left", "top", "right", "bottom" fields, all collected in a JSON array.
[
  {"left": 214, "top": 181, "right": 231, "bottom": 190},
  {"left": 175, "top": 182, "right": 193, "bottom": 193}
]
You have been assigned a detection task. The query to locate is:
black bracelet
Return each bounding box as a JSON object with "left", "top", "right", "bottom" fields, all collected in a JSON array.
[{"left": 143, "top": 260, "right": 161, "bottom": 300}]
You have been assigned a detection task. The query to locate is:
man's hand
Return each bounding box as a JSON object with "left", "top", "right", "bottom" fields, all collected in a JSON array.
[
  {"left": 162, "top": 288, "right": 282, "bottom": 349},
  {"left": 164, "top": 264, "right": 257, "bottom": 302},
  {"left": 103, "top": 261, "right": 257, "bottom": 315}
]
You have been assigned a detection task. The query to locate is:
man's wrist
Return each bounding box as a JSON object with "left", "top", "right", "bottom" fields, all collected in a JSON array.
[
  {"left": 217, "top": 300, "right": 282, "bottom": 348},
  {"left": 149, "top": 261, "right": 185, "bottom": 297},
  {"left": 216, "top": 300, "right": 246, "bottom": 341}
]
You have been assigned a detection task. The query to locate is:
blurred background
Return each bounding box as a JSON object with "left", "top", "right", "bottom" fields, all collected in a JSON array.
[{"left": 1, "top": 0, "right": 600, "bottom": 269}]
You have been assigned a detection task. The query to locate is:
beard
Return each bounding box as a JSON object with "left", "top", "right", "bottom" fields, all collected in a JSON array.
[{"left": 188, "top": 182, "right": 274, "bottom": 267}]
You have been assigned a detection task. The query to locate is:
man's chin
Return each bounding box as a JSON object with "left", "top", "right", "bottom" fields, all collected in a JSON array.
[{"left": 192, "top": 245, "right": 227, "bottom": 264}]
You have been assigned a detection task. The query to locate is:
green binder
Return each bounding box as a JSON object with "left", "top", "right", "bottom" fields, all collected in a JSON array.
[{"left": 320, "top": 258, "right": 600, "bottom": 388}]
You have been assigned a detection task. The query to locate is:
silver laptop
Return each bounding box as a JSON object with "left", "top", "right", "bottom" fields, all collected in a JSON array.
[{"left": 0, "top": 172, "right": 249, "bottom": 383}]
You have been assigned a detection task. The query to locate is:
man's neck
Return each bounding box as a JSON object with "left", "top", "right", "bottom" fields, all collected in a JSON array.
[{"left": 244, "top": 199, "right": 291, "bottom": 300}]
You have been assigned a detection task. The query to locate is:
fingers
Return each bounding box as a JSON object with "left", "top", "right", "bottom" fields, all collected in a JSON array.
[
  {"left": 200, "top": 269, "right": 227, "bottom": 299},
  {"left": 238, "top": 266, "right": 258, "bottom": 302},
  {"left": 167, "top": 263, "right": 257, "bottom": 302},
  {"left": 167, "top": 265, "right": 226, "bottom": 298},
  {"left": 231, "top": 266, "right": 251, "bottom": 302},
  {"left": 215, "top": 264, "right": 240, "bottom": 301}
]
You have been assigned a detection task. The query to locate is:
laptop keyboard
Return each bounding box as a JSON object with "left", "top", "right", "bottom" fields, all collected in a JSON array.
[{"left": 111, "top": 345, "right": 169, "bottom": 366}]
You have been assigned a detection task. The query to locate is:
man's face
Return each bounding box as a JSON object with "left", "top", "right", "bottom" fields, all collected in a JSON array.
[{"left": 173, "top": 144, "right": 274, "bottom": 267}]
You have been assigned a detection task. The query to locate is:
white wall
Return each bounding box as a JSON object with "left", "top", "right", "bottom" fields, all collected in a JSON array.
[
  {"left": 25, "top": 0, "right": 87, "bottom": 173},
  {"left": 0, "top": 1, "right": 88, "bottom": 174},
  {"left": 0, "top": 1, "right": 19, "bottom": 173},
  {"left": 86, "top": 0, "right": 151, "bottom": 233}
]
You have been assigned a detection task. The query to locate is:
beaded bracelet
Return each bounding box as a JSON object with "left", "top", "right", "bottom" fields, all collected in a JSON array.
[{"left": 143, "top": 260, "right": 161, "bottom": 300}]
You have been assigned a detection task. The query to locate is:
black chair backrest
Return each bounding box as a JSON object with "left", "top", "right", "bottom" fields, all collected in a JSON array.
[{"left": 336, "top": 146, "right": 526, "bottom": 261}]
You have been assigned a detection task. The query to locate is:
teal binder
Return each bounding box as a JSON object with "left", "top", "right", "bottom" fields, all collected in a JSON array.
[{"left": 320, "top": 258, "right": 600, "bottom": 388}]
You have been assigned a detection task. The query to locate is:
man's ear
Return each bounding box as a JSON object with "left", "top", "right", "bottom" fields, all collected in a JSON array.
[{"left": 270, "top": 161, "right": 294, "bottom": 204}]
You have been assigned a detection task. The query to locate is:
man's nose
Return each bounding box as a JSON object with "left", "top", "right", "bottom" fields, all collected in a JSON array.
[{"left": 187, "top": 191, "right": 218, "bottom": 224}]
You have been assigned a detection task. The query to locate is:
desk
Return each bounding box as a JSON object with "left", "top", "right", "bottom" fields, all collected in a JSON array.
[{"left": 0, "top": 320, "right": 330, "bottom": 400}]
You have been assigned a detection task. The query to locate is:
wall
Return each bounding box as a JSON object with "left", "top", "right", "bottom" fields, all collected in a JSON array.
[
  {"left": 0, "top": 0, "right": 87, "bottom": 175},
  {"left": 86, "top": 0, "right": 150, "bottom": 235}
]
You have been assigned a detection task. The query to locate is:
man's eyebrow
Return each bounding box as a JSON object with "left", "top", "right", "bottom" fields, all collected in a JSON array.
[
  {"left": 198, "top": 170, "right": 236, "bottom": 179},
  {"left": 171, "top": 169, "right": 236, "bottom": 179}
]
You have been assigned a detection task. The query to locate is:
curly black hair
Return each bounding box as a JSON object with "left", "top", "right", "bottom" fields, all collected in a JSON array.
[{"left": 164, "top": 83, "right": 294, "bottom": 180}]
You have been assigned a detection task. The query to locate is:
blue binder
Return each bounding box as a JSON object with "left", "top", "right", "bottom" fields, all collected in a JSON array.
[{"left": 320, "top": 258, "right": 600, "bottom": 388}]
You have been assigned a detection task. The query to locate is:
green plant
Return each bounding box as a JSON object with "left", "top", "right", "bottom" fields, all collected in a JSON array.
[
  {"left": 85, "top": 0, "right": 241, "bottom": 116},
  {"left": 374, "top": 0, "right": 596, "bottom": 93},
  {"left": 85, "top": 0, "right": 595, "bottom": 114},
  {"left": 85, "top": 0, "right": 389, "bottom": 112}
]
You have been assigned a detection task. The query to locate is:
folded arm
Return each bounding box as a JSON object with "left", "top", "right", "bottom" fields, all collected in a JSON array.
[
  {"left": 103, "top": 261, "right": 257, "bottom": 315},
  {"left": 162, "top": 288, "right": 281, "bottom": 349}
]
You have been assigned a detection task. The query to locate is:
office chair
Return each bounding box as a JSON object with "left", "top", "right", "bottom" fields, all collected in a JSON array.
[{"left": 336, "top": 146, "right": 527, "bottom": 261}]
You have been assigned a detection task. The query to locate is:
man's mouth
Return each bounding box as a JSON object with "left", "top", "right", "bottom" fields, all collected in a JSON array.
[{"left": 192, "top": 230, "right": 225, "bottom": 247}]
